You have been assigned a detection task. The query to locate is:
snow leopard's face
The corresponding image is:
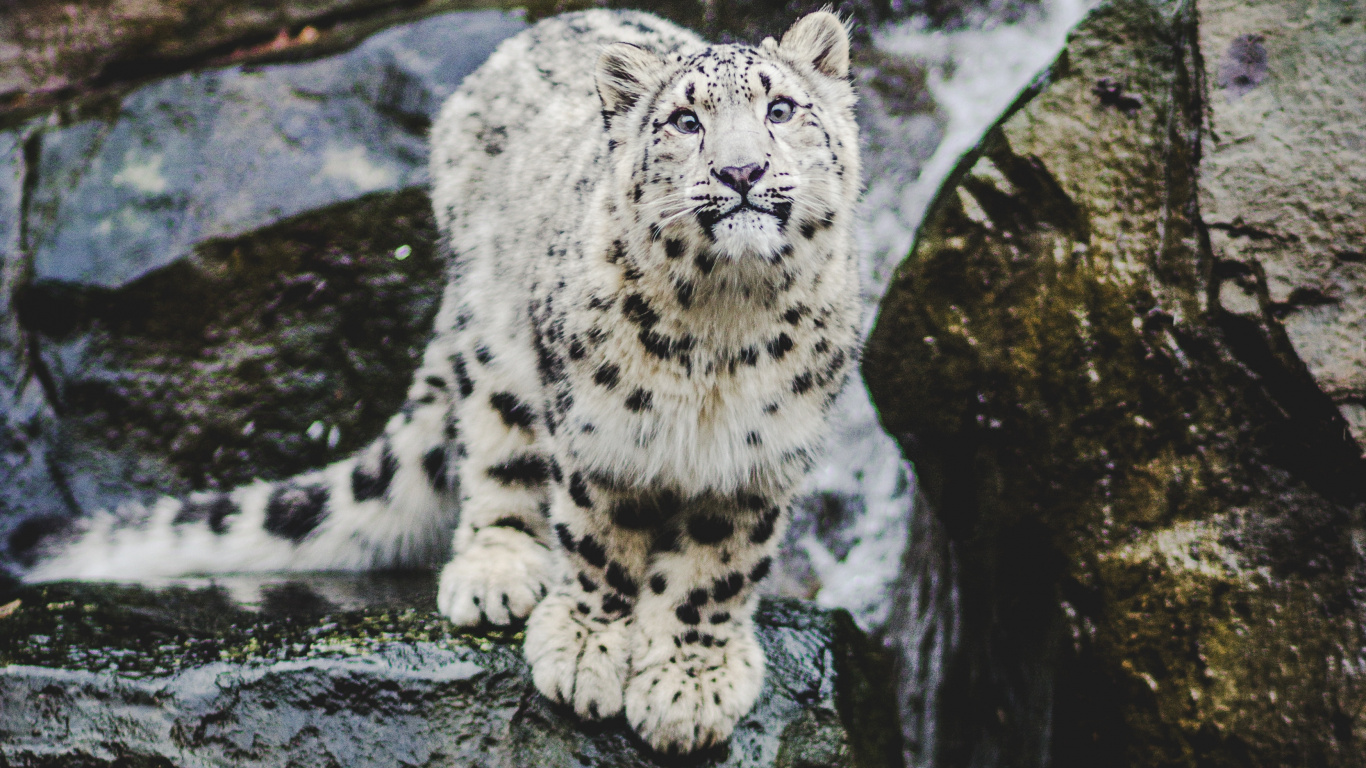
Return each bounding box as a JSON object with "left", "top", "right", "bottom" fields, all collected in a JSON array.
[{"left": 597, "top": 17, "right": 858, "bottom": 268}]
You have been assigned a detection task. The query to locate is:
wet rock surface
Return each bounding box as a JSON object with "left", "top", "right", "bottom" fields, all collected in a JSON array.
[
  {"left": 863, "top": 0, "right": 1366, "bottom": 764},
  {"left": 0, "top": 577, "right": 900, "bottom": 767}
]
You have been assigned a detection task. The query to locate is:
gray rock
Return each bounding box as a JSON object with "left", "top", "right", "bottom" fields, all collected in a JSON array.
[
  {"left": 24, "top": 9, "right": 525, "bottom": 288},
  {"left": 0, "top": 577, "right": 901, "bottom": 767},
  {"left": 862, "top": 0, "right": 1366, "bottom": 763},
  {"left": 1198, "top": 0, "right": 1366, "bottom": 456}
]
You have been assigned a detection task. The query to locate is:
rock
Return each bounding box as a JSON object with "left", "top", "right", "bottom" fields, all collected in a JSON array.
[
  {"left": 863, "top": 0, "right": 1366, "bottom": 763},
  {"left": 0, "top": 0, "right": 526, "bottom": 123},
  {"left": 23, "top": 9, "right": 524, "bottom": 289},
  {"left": 0, "top": 577, "right": 901, "bottom": 767}
]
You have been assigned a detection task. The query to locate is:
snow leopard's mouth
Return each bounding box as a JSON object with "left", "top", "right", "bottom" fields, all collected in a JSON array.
[{"left": 697, "top": 200, "right": 793, "bottom": 234}]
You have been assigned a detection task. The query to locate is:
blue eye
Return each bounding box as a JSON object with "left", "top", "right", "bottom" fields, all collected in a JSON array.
[
  {"left": 767, "top": 98, "right": 795, "bottom": 123},
  {"left": 671, "top": 110, "right": 701, "bottom": 133}
]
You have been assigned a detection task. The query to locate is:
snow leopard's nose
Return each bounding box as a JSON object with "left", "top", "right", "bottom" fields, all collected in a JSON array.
[{"left": 714, "top": 163, "right": 767, "bottom": 196}]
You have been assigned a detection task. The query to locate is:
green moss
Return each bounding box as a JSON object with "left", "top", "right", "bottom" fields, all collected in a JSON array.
[
  {"left": 1075, "top": 524, "right": 1364, "bottom": 767},
  {"left": 861, "top": 0, "right": 1366, "bottom": 763},
  {"left": 0, "top": 578, "right": 521, "bottom": 678}
]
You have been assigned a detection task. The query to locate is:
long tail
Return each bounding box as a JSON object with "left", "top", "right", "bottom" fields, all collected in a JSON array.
[{"left": 26, "top": 334, "right": 463, "bottom": 583}]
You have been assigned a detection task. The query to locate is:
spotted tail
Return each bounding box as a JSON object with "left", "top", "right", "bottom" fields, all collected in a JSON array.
[{"left": 26, "top": 338, "right": 464, "bottom": 583}]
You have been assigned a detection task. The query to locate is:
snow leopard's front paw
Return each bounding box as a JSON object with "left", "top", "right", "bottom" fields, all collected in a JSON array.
[
  {"left": 524, "top": 589, "right": 631, "bottom": 720},
  {"left": 625, "top": 623, "right": 765, "bottom": 754},
  {"left": 437, "top": 525, "right": 554, "bottom": 626}
]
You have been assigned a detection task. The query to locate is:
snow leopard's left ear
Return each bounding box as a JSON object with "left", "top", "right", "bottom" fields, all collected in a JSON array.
[
  {"left": 596, "top": 43, "right": 665, "bottom": 117},
  {"left": 778, "top": 11, "right": 850, "bottom": 79}
]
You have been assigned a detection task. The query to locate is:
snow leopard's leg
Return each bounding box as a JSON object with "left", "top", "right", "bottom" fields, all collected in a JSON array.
[
  {"left": 435, "top": 344, "right": 557, "bottom": 627},
  {"left": 522, "top": 475, "right": 673, "bottom": 721},
  {"left": 624, "top": 492, "right": 788, "bottom": 754}
]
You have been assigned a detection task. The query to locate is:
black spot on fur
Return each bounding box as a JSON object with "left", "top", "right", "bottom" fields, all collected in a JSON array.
[
  {"left": 684, "top": 629, "right": 700, "bottom": 644},
  {"left": 685, "top": 82, "right": 696, "bottom": 103},
  {"left": 173, "top": 495, "right": 239, "bottom": 535},
  {"left": 603, "top": 593, "right": 631, "bottom": 615},
  {"left": 676, "top": 603, "right": 701, "bottom": 625},
  {"left": 611, "top": 498, "right": 652, "bottom": 530},
  {"left": 792, "top": 372, "right": 814, "bottom": 394},
  {"left": 594, "top": 363, "right": 620, "bottom": 389},
  {"left": 569, "top": 472, "right": 593, "bottom": 508},
  {"left": 709, "top": 611, "right": 730, "bottom": 625},
  {"left": 351, "top": 444, "right": 398, "bottom": 502},
  {"left": 578, "top": 534, "right": 608, "bottom": 568},
  {"left": 578, "top": 602, "right": 592, "bottom": 615},
  {"left": 579, "top": 572, "right": 599, "bottom": 592},
  {"left": 625, "top": 388, "right": 653, "bottom": 412},
  {"left": 665, "top": 238, "right": 685, "bottom": 259},
  {"left": 474, "top": 344, "right": 494, "bottom": 364},
  {"left": 555, "top": 523, "right": 576, "bottom": 551},
  {"left": 745, "top": 431, "right": 762, "bottom": 446},
  {"left": 622, "top": 294, "right": 658, "bottom": 329},
  {"left": 800, "top": 221, "right": 817, "bottom": 239},
  {"left": 759, "top": 72, "right": 771, "bottom": 92},
  {"left": 738, "top": 493, "right": 767, "bottom": 511},
  {"left": 688, "top": 588, "right": 709, "bottom": 607},
  {"left": 606, "top": 562, "right": 639, "bottom": 597},
  {"left": 425, "top": 375, "right": 447, "bottom": 389},
  {"left": 687, "top": 514, "right": 733, "bottom": 545},
  {"left": 452, "top": 354, "right": 474, "bottom": 397},
  {"left": 490, "top": 392, "right": 536, "bottom": 430},
  {"left": 492, "top": 517, "right": 532, "bottom": 535},
  {"left": 749, "top": 557, "right": 773, "bottom": 583},
  {"left": 694, "top": 251, "right": 715, "bottom": 274},
  {"left": 767, "top": 333, "right": 793, "bottom": 360},
  {"left": 547, "top": 457, "right": 564, "bottom": 483},
  {"left": 651, "top": 524, "right": 682, "bottom": 553},
  {"left": 651, "top": 574, "right": 668, "bottom": 594},
  {"left": 422, "top": 447, "right": 448, "bottom": 491},
  {"left": 674, "top": 280, "right": 693, "bottom": 308},
  {"left": 738, "top": 346, "right": 759, "bottom": 366},
  {"left": 638, "top": 329, "right": 694, "bottom": 363},
  {"left": 712, "top": 572, "right": 744, "bottom": 602},
  {"left": 783, "top": 306, "right": 805, "bottom": 325},
  {"left": 568, "top": 339, "right": 586, "bottom": 360},
  {"left": 751, "top": 516, "right": 776, "bottom": 544},
  {"left": 487, "top": 455, "right": 550, "bottom": 486},
  {"left": 264, "top": 485, "right": 329, "bottom": 543}
]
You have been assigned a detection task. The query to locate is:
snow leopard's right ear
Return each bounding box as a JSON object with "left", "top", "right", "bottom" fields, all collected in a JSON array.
[
  {"left": 778, "top": 11, "right": 851, "bottom": 80},
  {"left": 596, "top": 43, "right": 664, "bottom": 118}
]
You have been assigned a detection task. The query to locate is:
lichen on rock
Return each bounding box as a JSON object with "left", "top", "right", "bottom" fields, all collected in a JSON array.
[
  {"left": 862, "top": 0, "right": 1366, "bottom": 763},
  {"left": 0, "top": 577, "right": 901, "bottom": 767}
]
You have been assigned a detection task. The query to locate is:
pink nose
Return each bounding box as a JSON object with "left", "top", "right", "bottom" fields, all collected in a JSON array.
[{"left": 714, "top": 163, "right": 766, "bottom": 195}]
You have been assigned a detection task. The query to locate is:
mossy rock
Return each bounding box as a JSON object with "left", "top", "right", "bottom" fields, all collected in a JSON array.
[
  {"left": 862, "top": 0, "right": 1366, "bottom": 764},
  {"left": 0, "top": 578, "right": 901, "bottom": 768}
]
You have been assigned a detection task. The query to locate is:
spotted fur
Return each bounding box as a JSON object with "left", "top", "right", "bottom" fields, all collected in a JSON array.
[{"left": 28, "top": 9, "right": 860, "bottom": 754}]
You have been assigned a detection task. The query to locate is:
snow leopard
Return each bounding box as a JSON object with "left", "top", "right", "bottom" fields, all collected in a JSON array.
[{"left": 29, "top": 8, "right": 861, "bottom": 753}]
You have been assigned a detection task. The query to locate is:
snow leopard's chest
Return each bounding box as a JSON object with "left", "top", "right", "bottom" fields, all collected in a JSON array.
[{"left": 526, "top": 255, "right": 849, "bottom": 498}]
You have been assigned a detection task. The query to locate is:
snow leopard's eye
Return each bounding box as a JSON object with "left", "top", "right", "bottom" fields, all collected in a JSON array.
[
  {"left": 767, "top": 98, "right": 796, "bottom": 124},
  {"left": 670, "top": 109, "right": 701, "bottom": 134}
]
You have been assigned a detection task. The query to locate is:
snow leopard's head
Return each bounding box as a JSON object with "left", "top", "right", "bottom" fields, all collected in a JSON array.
[{"left": 597, "top": 12, "right": 859, "bottom": 272}]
